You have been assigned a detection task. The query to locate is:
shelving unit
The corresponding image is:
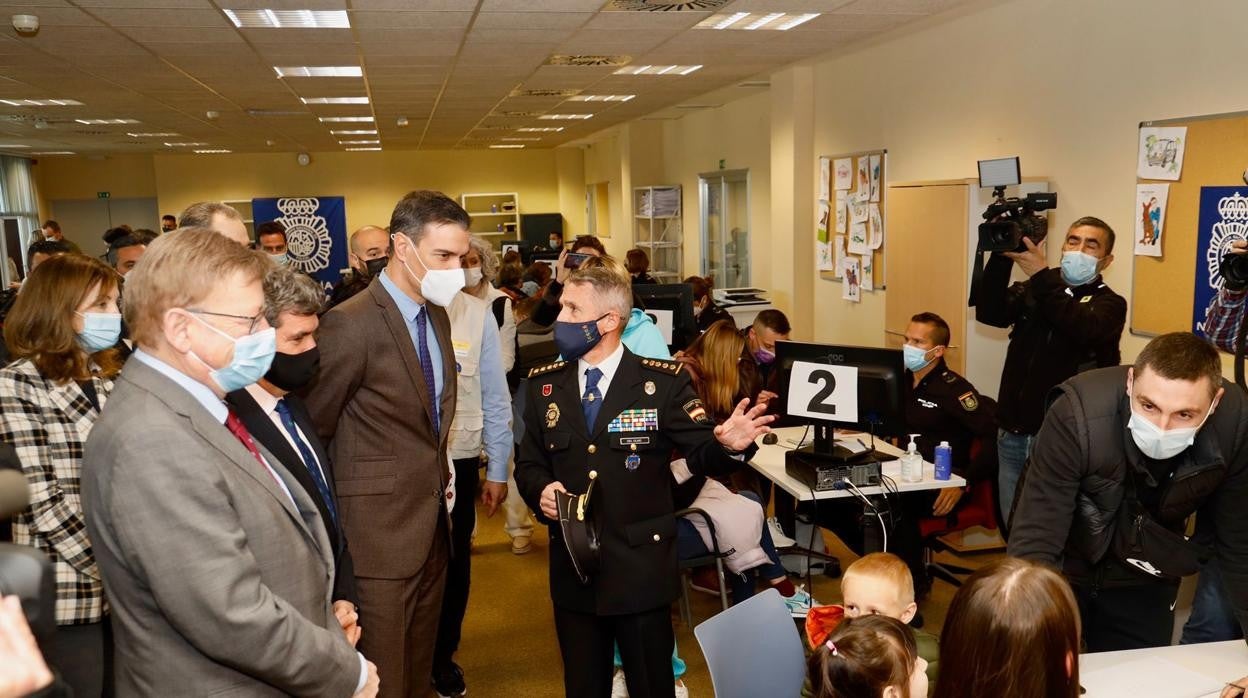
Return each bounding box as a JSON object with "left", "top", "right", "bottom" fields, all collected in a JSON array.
[
  {"left": 633, "top": 185, "right": 682, "bottom": 282},
  {"left": 461, "top": 192, "right": 520, "bottom": 239}
]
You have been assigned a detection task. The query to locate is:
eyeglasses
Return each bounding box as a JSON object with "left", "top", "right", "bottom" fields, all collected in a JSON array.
[{"left": 190, "top": 309, "right": 265, "bottom": 334}]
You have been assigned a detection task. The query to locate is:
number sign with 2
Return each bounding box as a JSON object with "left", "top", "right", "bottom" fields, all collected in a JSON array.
[{"left": 785, "top": 361, "right": 859, "bottom": 424}]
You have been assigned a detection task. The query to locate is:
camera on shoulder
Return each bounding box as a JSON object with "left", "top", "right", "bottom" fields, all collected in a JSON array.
[
  {"left": 1221, "top": 250, "right": 1248, "bottom": 291},
  {"left": 976, "top": 156, "right": 1058, "bottom": 253}
]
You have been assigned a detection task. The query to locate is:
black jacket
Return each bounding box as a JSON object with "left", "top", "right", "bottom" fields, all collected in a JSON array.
[
  {"left": 974, "top": 257, "right": 1126, "bottom": 434},
  {"left": 225, "top": 389, "right": 359, "bottom": 607},
  {"left": 514, "top": 348, "right": 751, "bottom": 615},
  {"left": 695, "top": 301, "right": 735, "bottom": 334},
  {"left": 1009, "top": 367, "right": 1248, "bottom": 629},
  {"left": 904, "top": 359, "right": 998, "bottom": 483}
]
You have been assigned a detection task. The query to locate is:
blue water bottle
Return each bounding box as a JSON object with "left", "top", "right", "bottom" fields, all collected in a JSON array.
[{"left": 934, "top": 441, "right": 952, "bottom": 481}]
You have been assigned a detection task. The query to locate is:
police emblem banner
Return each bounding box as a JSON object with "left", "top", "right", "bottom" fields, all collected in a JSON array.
[
  {"left": 252, "top": 196, "right": 347, "bottom": 293},
  {"left": 1193, "top": 187, "right": 1248, "bottom": 336}
]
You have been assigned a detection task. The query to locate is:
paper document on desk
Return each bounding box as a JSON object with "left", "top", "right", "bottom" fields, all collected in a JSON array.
[{"left": 1080, "top": 658, "right": 1224, "bottom": 697}]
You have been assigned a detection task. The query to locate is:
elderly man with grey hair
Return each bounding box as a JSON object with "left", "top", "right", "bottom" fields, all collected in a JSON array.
[{"left": 225, "top": 265, "right": 362, "bottom": 650}]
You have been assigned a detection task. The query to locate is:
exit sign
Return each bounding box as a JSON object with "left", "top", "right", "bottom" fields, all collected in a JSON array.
[{"left": 97, "top": 191, "right": 109, "bottom": 199}]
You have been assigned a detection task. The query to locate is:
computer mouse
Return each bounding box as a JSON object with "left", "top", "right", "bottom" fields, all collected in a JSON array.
[{"left": 762, "top": 433, "right": 779, "bottom": 445}]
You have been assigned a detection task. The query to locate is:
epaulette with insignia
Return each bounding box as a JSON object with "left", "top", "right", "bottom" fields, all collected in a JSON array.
[
  {"left": 528, "top": 360, "right": 568, "bottom": 378},
  {"left": 943, "top": 372, "right": 958, "bottom": 384},
  {"left": 640, "top": 358, "right": 682, "bottom": 375}
]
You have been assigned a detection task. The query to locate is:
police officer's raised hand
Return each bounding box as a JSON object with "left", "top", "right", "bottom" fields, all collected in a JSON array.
[
  {"left": 540, "top": 481, "right": 568, "bottom": 519},
  {"left": 713, "top": 398, "right": 776, "bottom": 452},
  {"left": 1003, "top": 237, "right": 1048, "bottom": 277}
]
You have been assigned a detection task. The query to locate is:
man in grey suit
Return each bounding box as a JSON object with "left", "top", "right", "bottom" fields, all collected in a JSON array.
[
  {"left": 305, "top": 191, "right": 469, "bottom": 698},
  {"left": 82, "top": 228, "right": 379, "bottom": 697}
]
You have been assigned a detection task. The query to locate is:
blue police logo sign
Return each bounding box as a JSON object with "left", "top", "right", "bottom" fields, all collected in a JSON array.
[{"left": 252, "top": 196, "right": 348, "bottom": 294}]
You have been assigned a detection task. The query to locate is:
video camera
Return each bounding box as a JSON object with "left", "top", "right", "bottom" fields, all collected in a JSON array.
[
  {"left": 1221, "top": 251, "right": 1248, "bottom": 291},
  {"left": 976, "top": 157, "right": 1058, "bottom": 252},
  {"left": 0, "top": 462, "right": 57, "bottom": 649}
]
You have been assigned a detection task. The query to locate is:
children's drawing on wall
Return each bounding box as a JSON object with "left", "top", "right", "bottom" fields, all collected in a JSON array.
[
  {"left": 834, "top": 158, "right": 853, "bottom": 190},
  {"left": 860, "top": 253, "right": 874, "bottom": 292},
  {"left": 817, "top": 200, "right": 830, "bottom": 242},
  {"left": 868, "top": 203, "right": 883, "bottom": 249},
  {"left": 848, "top": 221, "right": 869, "bottom": 255},
  {"left": 819, "top": 157, "right": 831, "bottom": 200},
  {"left": 834, "top": 234, "right": 847, "bottom": 275},
  {"left": 835, "top": 190, "right": 847, "bottom": 234},
  {"left": 849, "top": 194, "right": 869, "bottom": 225},
  {"left": 869, "top": 154, "right": 882, "bottom": 202},
  {"left": 1137, "top": 126, "right": 1187, "bottom": 181},
  {"left": 817, "top": 238, "right": 834, "bottom": 271},
  {"left": 842, "top": 256, "right": 861, "bottom": 302},
  {"left": 856, "top": 156, "right": 870, "bottom": 194},
  {"left": 1134, "top": 183, "right": 1169, "bottom": 257}
]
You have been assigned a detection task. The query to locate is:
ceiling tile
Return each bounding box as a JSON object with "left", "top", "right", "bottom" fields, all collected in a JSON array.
[
  {"left": 349, "top": 11, "right": 474, "bottom": 29},
  {"left": 473, "top": 12, "right": 592, "bottom": 30}
]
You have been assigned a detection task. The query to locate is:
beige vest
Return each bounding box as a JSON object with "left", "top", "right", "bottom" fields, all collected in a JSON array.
[{"left": 447, "top": 292, "right": 488, "bottom": 459}]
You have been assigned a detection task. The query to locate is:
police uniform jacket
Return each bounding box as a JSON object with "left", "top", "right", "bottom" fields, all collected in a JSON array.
[
  {"left": 515, "top": 346, "right": 752, "bottom": 616},
  {"left": 904, "top": 358, "right": 998, "bottom": 483}
]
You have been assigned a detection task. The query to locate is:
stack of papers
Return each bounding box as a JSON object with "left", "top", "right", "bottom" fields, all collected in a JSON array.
[{"left": 639, "top": 188, "right": 680, "bottom": 217}]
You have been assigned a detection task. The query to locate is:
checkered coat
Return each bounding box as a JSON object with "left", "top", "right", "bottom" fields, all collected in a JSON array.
[{"left": 0, "top": 358, "right": 112, "bottom": 625}]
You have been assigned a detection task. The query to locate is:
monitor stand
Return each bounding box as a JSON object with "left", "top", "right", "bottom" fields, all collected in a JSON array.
[{"left": 800, "top": 423, "right": 882, "bottom": 466}]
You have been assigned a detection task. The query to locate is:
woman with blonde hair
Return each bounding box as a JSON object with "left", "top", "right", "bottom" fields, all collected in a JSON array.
[{"left": 0, "top": 254, "right": 124, "bottom": 696}]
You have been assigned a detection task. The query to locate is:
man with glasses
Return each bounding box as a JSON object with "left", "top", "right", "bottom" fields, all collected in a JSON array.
[{"left": 82, "top": 228, "right": 379, "bottom": 697}]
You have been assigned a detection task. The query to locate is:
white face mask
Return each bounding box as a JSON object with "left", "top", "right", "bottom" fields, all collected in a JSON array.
[
  {"left": 463, "top": 267, "right": 484, "bottom": 288},
  {"left": 392, "top": 234, "right": 464, "bottom": 307},
  {"left": 1127, "top": 397, "right": 1217, "bottom": 460}
]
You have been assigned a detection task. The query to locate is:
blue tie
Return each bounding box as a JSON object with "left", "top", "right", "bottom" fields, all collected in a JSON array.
[
  {"left": 274, "top": 399, "right": 336, "bottom": 525},
  {"left": 582, "top": 367, "right": 603, "bottom": 431},
  {"left": 415, "top": 306, "right": 440, "bottom": 433}
]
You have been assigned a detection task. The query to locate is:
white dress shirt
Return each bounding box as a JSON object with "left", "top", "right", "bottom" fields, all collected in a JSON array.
[
  {"left": 243, "top": 383, "right": 330, "bottom": 487},
  {"left": 577, "top": 342, "right": 625, "bottom": 399}
]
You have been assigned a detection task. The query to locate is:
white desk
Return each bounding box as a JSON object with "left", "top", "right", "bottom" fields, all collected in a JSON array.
[
  {"left": 1079, "top": 640, "right": 1248, "bottom": 698},
  {"left": 749, "top": 426, "right": 966, "bottom": 501}
]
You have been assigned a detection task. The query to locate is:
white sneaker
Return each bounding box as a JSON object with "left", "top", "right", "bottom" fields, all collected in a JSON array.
[
  {"left": 782, "top": 585, "right": 817, "bottom": 618},
  {"left": 675, "top": 678, "right": 689, "bottom": 698},
  {"left": 768, "top": 517, "right": 796, "bottom": 548},
  {"left": 611, "top": 668, "right": 629, "bottom": 698}
]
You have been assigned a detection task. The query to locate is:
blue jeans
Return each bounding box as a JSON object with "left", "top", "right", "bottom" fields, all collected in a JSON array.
[
  {"left": 1181, "top": 561, "right": 1244, "bottom": 644},
  {"left": 997, "top": 429, "right": 1035, "bottom": 525}
]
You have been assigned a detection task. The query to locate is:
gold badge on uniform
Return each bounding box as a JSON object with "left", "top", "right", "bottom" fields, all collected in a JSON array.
[
  {"left": 958, "top": 391, "right": 979, "bottom": 412},
  {"left": 546, "top": 402, "right": 561, "bottom": 428},
  {"left": 644, "top": 380, "right": 656, "bottom": 396}
]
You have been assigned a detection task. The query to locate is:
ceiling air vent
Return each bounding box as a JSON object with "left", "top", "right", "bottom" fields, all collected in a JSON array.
[
  {"left": 246, "top": 109, "right": 308, "bottom": 117},
  {"left": 75, "top": 129, "right": 109, "bottom": 136},
  {"left": 607, "top": 0, "right": 733, "bottom": 11},
  {"left": 737, "top": 80, "right": 770, "bottom": 89},
  {"left": 546, "top": 55, "right": 632, "bottom": 67},
  {"left": 510, "top": 88, "right": 582, "bottom": 98}
]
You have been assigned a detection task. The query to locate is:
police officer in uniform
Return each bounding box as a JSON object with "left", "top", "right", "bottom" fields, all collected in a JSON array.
[
  {"left": 514, "top": 265, "right": 773, "bottom": 698},
  {"left": 896, "top": 312, "right": 997, "bottom": 595}
]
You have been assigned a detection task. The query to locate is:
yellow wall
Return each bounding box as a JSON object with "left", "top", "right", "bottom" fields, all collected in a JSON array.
[{"left": 35, "top": 153, "right": 157, "bottom": 203}]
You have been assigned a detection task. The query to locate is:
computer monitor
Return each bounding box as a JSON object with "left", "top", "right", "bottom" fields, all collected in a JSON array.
[
  {"left": 633, "top": 283, "right": 697, "bottom": 354},
  {"left": 774, "top": 340, "right": 907, "bottom": 463}
]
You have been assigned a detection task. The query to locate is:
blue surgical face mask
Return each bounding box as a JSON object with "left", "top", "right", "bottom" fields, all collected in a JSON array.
[
  {"left": 903, "top": 344, "right": 937, "bottom": 372},
  {"left": 268, "top": 252, "right": 289, "bottom": 266},
  {"left": 1060, "top": 250, "right": 1100, "bottom": 286},
  {"left": 191, "top": 314, "right": 277, "bottom": 393},
  {"left": 554, "top": 314, "right": 609, "bottom": 361},
  {"left": 75, "top": 311, "right": 121, "bottom": 353}
]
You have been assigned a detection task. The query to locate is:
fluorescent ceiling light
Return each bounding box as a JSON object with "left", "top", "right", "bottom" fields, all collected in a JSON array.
[
  {"left": 490, "top": 144, "right": 525, "bottom": 149},
  {"left": 345, "top": 147, "right": 381, "bottom": 151},
  {"left": 31, "top": 151, "right": 75, "bottom": 155},
  {"left": 75, "top": 118, "right": 139, "bottom": 125},
  {"left": 301, "top": 97, "right": 369, "bottom": 105},
  {"left": 517, "top": 127, "right": 564, "bottom": 132},
  {"left": 0, "top": 145, "right": 30, "bottom": 149},
  {"left": 330, "top": 129, "right": 376, "bottom": 135},
  {"left": 698, "top": 12, "right": 819, "bottom": 30},
  {"left": 501, "top": 137, "right": 541, "bottom": 141},
  {"left": 224, "top": 9, "right": 349, "bottom": 29},
  {"left": 338, "top": 140, "right": 379, "bottom": 145},
  {"left": 194, "top": 149, "right": 231, "bottom": 154},
  {"left": 538, "top": 114, "right": 593, "bottom": 120},
  {"left": 613, "top": 65, "right": 701, "bottom": 76},
  {"left": 567, "top": 95, "right": 634, "bottom": 102},
  {"left": 320, "top": 116, "right": 373, "bottom": 123},
  {"left": 127, "top": 132, "right": 178, "bottom": 137},
  {"left": 0, "top": 99, "right": 82, "bottom": 107},
  {"left": 164, "top": 141, "right": 206, "bottom": 147},
  {"left": 274, "top": 66, "right": 362, "bottom": 78}
]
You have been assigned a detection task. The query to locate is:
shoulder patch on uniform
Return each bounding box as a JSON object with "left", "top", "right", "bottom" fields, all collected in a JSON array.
[
  {"left": 640, "top": 358, "right": 682, "bottom": 375},
  {"left": 958, "top": 391, "right": 979, "bottom": 412},
  {"left": 528, "top": 360, "right": 567, "bottom": 378},
  {"left": 683, "top": 398, "right": 712, "bottom": 425}
]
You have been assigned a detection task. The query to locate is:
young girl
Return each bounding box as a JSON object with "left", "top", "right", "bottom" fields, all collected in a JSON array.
[{"left": 808, "top": 614, "right": 929, "bottom": 698}]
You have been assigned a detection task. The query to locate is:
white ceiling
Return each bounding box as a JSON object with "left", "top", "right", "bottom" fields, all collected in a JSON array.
[{"left": 0, "top": 0, "right": 970, "bottom": 155}]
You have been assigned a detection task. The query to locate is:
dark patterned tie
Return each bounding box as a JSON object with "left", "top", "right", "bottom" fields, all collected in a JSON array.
[
  {"left": 274, "top": 399, "right": 337, "bottom": 525},
  {"left": 224, "top": 410, "right": 285, "bottom": 493},
  {"left": 582, "top": 367, "right": 603, "bottom": 431},
  {"left": 415, "top": 306, "right": 440, "bottom": 433}
]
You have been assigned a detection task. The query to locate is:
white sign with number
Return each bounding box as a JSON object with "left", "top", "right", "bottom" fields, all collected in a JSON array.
[{"left": 786, "top": 361, "right": 859, "bottom": 424}]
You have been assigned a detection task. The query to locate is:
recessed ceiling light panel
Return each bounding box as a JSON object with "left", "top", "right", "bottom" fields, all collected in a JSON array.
[
  {"left": 301, "top": 97, "right": 369, "bottom": 105},
  {"left": 338, "top": 140, "right": 379, "bottom": 145},
  {"left": 567, "top": 95, "right": 635, "bottom": 102},
  {"left": 127, "top": 132, "right": 178, "bottom": 137},
  {"left": 518, "top": 127, "right": 564, "bottom": 132},
  {"left": 330, "top": 129, "right": 377, "bottom": 135},
  {"left": 223, "top": 9, "right": 350, "bottom": 29},
  {"left": 75, "top": 118, "right": 139, "bottom": 125},
  {"left": 697, "top": 12, "right": 819, "bottom": 30},
  {"left": 538, "top": 114, "right": 593, "bottom": 120},
  {"left": 613, "top": 65, "right": 701, "bottom": 76},
  {"left": 194, "top": 149, "right": 231, "bottom": 154},
  {"left": 274, "top": 66, "right": 362, "bottom": 77},
  {"left": 320, "top": 116, "right": 373, "bottom": 123},
  {"left": 0, "top": 99, "right": 83, "bottom": 107},
  {"left": 490, "top": 144, "right": 525, "bottom": 149},
  {"left": 345, "top": 147, "right": 381, "bottom": 151}
]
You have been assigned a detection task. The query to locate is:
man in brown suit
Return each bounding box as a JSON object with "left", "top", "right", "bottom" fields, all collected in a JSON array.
[{"left": 305, "top": 191, "right": 470, "bottom": 698}]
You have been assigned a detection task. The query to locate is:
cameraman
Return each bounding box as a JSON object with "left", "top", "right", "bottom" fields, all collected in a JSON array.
[
  {"left": 974, "top": 217, "right": 1127, "bottom": 523},
  {"left": 1203, "top": 239, "right": 1248, "bottom": 355}
]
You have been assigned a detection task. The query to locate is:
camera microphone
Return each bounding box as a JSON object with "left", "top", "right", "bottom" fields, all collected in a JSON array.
[{"left": 0, "top": 469, "right": 30, "bottom": 520}]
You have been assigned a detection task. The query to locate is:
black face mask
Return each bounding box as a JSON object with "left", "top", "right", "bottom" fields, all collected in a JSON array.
[
  {"left": 363, "top": 256, "right": 388, "bottom": 279},
  {"left": 265, "top": 347, "right": 321, "bottom": 392}
]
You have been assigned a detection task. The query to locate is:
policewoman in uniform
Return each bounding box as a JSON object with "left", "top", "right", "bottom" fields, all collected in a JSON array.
[
  {"left": 894, "top": 312, "right": 998, "bottom": 595},
  {"left": 515, "top": 265, "right": 774, "bottom": 698}
]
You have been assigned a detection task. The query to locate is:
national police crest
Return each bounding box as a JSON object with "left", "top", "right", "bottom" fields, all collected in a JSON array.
[{"left": 273, "top": 198, "right": 334, "bottom": 275}]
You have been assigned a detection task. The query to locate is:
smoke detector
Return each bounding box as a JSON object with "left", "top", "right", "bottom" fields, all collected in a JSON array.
[{"left": 12, "top": 14, "right": 39, "bottom": 34}]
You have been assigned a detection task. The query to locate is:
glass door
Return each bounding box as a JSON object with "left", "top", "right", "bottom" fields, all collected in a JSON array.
[{"left": 699, "top": 170, "right": 750, "bottom": 288}]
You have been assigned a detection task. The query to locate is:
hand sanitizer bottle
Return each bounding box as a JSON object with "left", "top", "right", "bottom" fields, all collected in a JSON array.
[
  {"left": 901, "top": 434, "right": 923, "bottom": 483},
  {"left": 934, "top": 441, "right": 953, "bottom": 481}
]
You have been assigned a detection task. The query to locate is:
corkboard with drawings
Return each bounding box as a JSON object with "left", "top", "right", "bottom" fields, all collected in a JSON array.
[
  {"left": 817, "top": 149, "right": 886, "bottom": 290},
  {"left": 1131, "top": 111, "right": 1248, "bottom": 337}
]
